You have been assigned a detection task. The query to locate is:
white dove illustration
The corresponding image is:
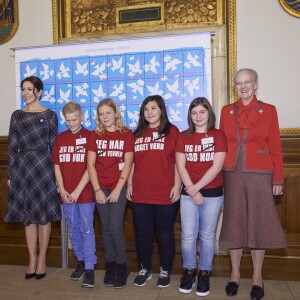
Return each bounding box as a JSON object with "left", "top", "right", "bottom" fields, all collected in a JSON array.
[
  {"left": 57, "top": 88, "right": 71, "bottom": 104},
  {"left": 57, "top": 62, "right": 70, "bottom": 79},
  {"left": 75, "top": 61, "right": 89, "bottom": 76},
  {"left": 91, "top": 62, "right": 106, "bottom": 77},
  {"left": 146, "top": 82, "right": 163, "bottom": 95},
  {"left": 164, "top": 55, "right": 181, "bottom": 72},
  {"left": 145, "top": 56, "right": 160, "bottom": 74},
  {"left": 169, "top": 107, "right": 183, "bottom": 121},
  {"left": 41, "top": 86, "right": 55, "bottom": 103},
  {"left": 24, "top": 64, "right": 37, "bottom": 78},
  {"left": 127, "top": 60, "right": 142, "bottom": 77},
  {"left": 40, "top": 63, "right": 54, "bottom": 80}
]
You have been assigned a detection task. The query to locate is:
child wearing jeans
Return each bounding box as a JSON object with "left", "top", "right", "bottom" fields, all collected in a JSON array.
[{"left": 52, "top": 102, "right": 97, "bottom": 288}]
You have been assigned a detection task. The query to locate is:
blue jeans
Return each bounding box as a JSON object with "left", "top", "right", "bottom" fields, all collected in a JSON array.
[
  {"left": 96, "top": 186, "right": 128, "bottom": 264},
  {"left": 63, "top": 202, "right": 97, "bottom": 270},
  {"left": 132, "top": 202, "right": 179, "bottom": 272},
  {"left": 180, "top": 194, "right": 223, "bottom": 271}
]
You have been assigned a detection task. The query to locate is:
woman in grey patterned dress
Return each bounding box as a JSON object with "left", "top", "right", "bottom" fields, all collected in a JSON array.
[{"left": 5, "top": 76, "right": 61, "bottom": 280}]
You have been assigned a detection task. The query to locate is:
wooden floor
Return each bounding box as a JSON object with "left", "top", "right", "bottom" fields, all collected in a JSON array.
[
  {"left": 0, "top": 265, "right": 299, "bottom": 300},
  {"left": 1, "top": 244, "right": 300, "bottom": 282}
]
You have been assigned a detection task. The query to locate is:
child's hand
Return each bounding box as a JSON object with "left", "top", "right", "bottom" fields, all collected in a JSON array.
[
  {"left": 126, "top": 184, "right": 132, "bottom": 201},
  {"left": 192, "top": 192, "right": 204, "bottom": 206},
  {"left": 107, "top": 188, "right": 121, "bottom": 203},
  {"left": 185, "top": 184, "right": 199, "bottom": 198},
  {"left": 95, "top": 190, "right": 107, "bottom": 204},
  {"left": 70, "top": 190, "right": 80, "bottom": 203},
  {"left": 60, "top": 189, "right": 72, "bottom": 203},
  {"left": 170, "top": 185, "right": 181, "bottom": 203}
]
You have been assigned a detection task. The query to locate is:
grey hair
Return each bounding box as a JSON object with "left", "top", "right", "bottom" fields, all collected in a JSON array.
[{"left": 233, "top": 68, "right": 258, "bottom": 83}]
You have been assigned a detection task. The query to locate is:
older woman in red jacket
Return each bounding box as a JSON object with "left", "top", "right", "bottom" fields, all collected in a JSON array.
[{"left": 219, "top": 68, "right": 287, "bottom": 300}]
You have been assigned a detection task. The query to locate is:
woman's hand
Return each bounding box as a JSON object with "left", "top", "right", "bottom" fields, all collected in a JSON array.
[
  {"left": 273, "top": 185, "right": 283, "bottom": 196},
  {"left": 7, "top": 180, "right": 10, "bottom": 188}
]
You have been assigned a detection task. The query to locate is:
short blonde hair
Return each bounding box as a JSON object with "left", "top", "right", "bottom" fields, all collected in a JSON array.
[
  {"left": 95, "top": 98, "right": 128, "bottom": 135},
  {"left": 62, "top": 101, "right": 82, "bottom": 116}
]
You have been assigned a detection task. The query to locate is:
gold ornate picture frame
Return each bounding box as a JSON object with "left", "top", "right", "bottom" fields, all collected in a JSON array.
[
  {"left": 279, "top": 0, "right": 300, "bottom": 18},
  {"left": 0, "top": 0, "right": 18, "bottom": 44},
  {"left": 52, "top": 0, "right": 225, "bottom": 42},
  {"left": 51, "top": 0, "right": 299, "bottom": 138}
]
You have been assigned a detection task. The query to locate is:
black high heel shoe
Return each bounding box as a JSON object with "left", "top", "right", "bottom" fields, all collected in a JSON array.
[
  {"left": 35, "top": 273, "right": 46, "bottom": 280},
  {"left": 25, "top": 272, "right": 36, "bottom": 280},
  {"left": 251, "top": 283, "right": 264, "bottom": 300},
  {"left": 225, "top": 281, "right": 239, "bottom": 296}
]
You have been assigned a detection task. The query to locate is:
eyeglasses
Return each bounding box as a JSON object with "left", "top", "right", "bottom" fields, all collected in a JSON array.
[{"left": 234, "top": 80, "right": 254, "bottom": 87}]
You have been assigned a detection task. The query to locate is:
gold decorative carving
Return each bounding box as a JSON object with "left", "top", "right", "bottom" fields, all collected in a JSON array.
[
  {"left": 51, "top": 0, "right": 299, "bottom": 138},
  {"left": 52, "top": 0, "right": 224, "bottom": 40},
  {"left": 227, "top": 0, "right": 237, "bottom": 103},
  {"left": 280, "top": 128, "right": 300, "bottom": 137},
  {"left": 52, "top": 0, "right": 59, "bottom": 44}
]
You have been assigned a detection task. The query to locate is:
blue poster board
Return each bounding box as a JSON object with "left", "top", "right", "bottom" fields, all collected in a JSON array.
[{"left": 14, "top": 32, "right": 211, "bottom": 132}]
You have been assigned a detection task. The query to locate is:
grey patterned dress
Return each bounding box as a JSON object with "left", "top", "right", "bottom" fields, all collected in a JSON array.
[{"left": 5, "top": 109, "right": 61, "bottom": 226}]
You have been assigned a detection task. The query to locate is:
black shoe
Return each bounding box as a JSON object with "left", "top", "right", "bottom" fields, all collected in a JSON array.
[
  {"left": 251, "top": 284, "right": 264, "bottom": 300},
  {"left": 81, "top": 269, "right": 95, "bottom": 288},
  {"left": 157, "top": 267, "right": 171, "bottom": 288},
  {"left": 114, "top": 263, "right": 129, "bottom": 288},
  {"left": 225, "top": 281, "right": 239, "bottom": 296},
  {"left": 179, "top": 269, "right": 196, "bottom": 294},
  {"left": 25, "top": 272, "right": 35, "bottom": 280},
  {"left": 70, "top": 261, "right": 85, "bottom": 281},
  {"left": 104, "top": 261, "right": 116, "bottom": 286},
  {"left": 134, "top": 268, "right": 152, "bottom": 287},
  {"left": 35, "top": 273, "right": 46, "bottom": 280},
  {"left": 196, "top": 270, "right": 210, "bottom": 297}
]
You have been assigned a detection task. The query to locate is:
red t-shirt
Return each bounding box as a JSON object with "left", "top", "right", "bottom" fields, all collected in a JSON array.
[
  {"left": 52, "top": 128, "right": 93, "bottom": 204},
  {"left": 87, "top": 129, "right": 134, "bottom": 189},
  {"left": 175, "top": 128, "right": 227, "bottom": 190},
  {"left": 131, "top": 125, "right": 180, "bottom": 205}
]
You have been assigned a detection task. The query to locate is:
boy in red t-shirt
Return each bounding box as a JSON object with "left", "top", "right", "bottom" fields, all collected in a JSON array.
[{"left": 52, "top": 102, "right": 97, "bottom": 288}]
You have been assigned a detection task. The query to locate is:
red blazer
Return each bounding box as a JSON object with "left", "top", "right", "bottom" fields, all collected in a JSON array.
[{"left": 219, "top": 97, "right": 284, "bottom": 185}]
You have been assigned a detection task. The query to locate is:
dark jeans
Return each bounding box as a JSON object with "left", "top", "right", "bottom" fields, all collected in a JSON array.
[{"left": 132, "top": 202, "right": 179, "bottom": 272}]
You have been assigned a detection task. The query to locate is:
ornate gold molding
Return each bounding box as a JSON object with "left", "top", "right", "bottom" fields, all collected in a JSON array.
[
  {"left": 52, "top": 0, "right": 59, "bottom": 44},
  {"left": 50, "top": 0, "right": 298, "bottom": 138},
  {"left": 227, "top": 0, "right": 237, "bottom": 103},
  {"left": 52, "top": 0, "right": 224, "bottom": 41},
  {"left": 280, "top": 128, "right": 300, "bottom": 138}
]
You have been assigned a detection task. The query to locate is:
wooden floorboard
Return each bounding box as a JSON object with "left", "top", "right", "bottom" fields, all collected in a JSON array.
[{"left": 1, "top": 244, "right": 299, "bottom": 281}]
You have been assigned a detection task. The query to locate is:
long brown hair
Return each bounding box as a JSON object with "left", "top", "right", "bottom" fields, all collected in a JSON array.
[
  {"left": 134, "top": 95, "right": 172, "bottom": 138},
  {"left": 187, "top": 97, "right": 216, "bottom": 136}
]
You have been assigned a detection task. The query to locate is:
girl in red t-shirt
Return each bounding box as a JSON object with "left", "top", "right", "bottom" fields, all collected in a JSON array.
[
  {"left": 176, "top": 97, "right": 226, "bottom": 297},
  {"left": 87, "top": 98, "right": 134, "bottom": 288},
  {"left": 127, "top": 95, "right": 181, "bottom": 288}
]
